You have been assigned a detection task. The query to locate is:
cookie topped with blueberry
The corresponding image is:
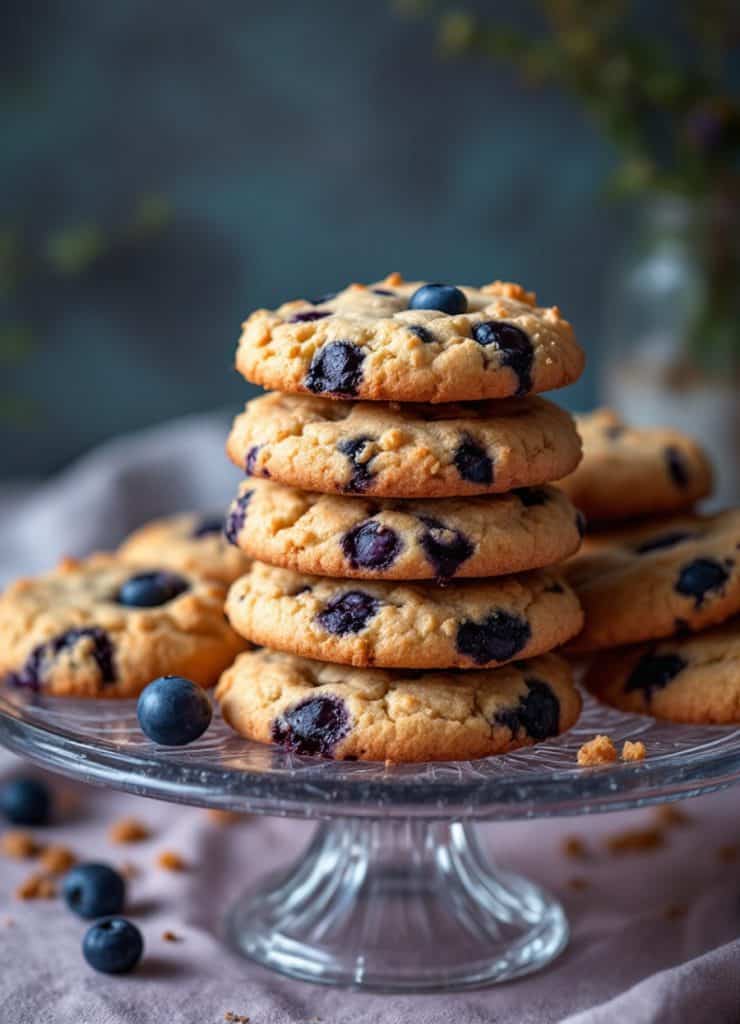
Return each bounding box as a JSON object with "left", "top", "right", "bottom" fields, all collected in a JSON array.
[
  {"left": 216, "top": 648, "right": 581, "bottom": 762},
  {"left": 227, "top": 391, "right": 582, "bottom": 499},
  {"left": 119, "top": 512, "right": 251, "bottom": 585},
  {"left": 224, "top": 478, "right": 584, "bottom": 581},
  {"left": 0, "top": 554, "right": 247, "bottom": 697},
  {"left": 584, "top": 614, "right": 740, "bottom": 723},
  {"left": 235, "top": 273, "right": 585, "bottom": 404},
  {"left": 225, "top": 561, "right": 583, "bottom": 671},
  {"left": 565, "top": 510, "right": 740, "bottom": 653},
  {"left": 559, "top": 408, "right": 713, "bottom": 523}
]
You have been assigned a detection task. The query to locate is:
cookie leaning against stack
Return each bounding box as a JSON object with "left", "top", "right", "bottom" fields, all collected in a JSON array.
[{"left": 216, "top": 274, "right": 588, "bottom": 762}]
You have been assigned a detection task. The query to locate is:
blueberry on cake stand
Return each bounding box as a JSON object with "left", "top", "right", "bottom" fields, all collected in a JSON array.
[{"left": 2, "top": 687, "right": 740, "bottom": 992}]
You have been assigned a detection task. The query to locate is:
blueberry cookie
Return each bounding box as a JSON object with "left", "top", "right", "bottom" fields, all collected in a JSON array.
[
  {"left": 559, "top": 409, "right": 713, "bottom": 523},
  {"left": 216, "top": 648, "right": 581, "bottom": 762},
  {"left": 225, "top": 562, "right": 583, "bottom": 669},
  {"left": 235, "top": 274, "right": 585, "bottom": 404},
  {"left": 227, "top": 392, "right": 582, "bottom": 499},
  {"left": 0, "top": 555, "right": 247, "bottom": 697},
  {"left": 225, "top": 479, "right": 583, "bottom": 581},
  {"left": 584, "top": 616, "right": 740, "bottom": 723},
  {"left": 565, "top": 511, "right": 740, "bottom": 653},
  {"left": 119, "top": 513, "right": 251, "bottom": 585}
]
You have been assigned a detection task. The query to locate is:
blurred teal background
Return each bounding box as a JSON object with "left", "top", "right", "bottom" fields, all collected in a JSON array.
[{"left": 2, "top": 0, "right": 632, "bottom": 479}]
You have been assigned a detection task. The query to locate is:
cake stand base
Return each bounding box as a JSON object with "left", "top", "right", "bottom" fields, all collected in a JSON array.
[{"left": 226, "top": 817, "right": 567, "bottom": 992}]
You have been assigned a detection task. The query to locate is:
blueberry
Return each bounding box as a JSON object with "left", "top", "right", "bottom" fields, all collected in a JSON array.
[
  {"left": 288, "top": 310, "right": 330, "bottom": 323},
  {"left": 371, "top": 288, "right": 394, "bottom": 295},
  {"left": 83, "top": 917, "right": 143, "bottom": 975},
  {"left": 0, "top": 777, "right": 52, "bottom": 825},
  {"left": 137, "top": 676, "right": 212, "bottom": 745},
  {"left": 117, "top": 571, "right": 189, "bottom": 608},
  {"left": 665, "top": 446, "right": 690, "bottom": 488},
  {"left": 305, "top": 341, "right": 364, "bottom": 396},
  {"left": 224, "top": 490, "right": 253, "bottom": 545},
  {"left": 575, "top": 510, "right": 587, "bottom": 537},
  {"left": 409, "top": 284, "right": 468, "bottom": 314},
  {"left": 342, "top": 521, "right": 402, "bottom": 571},
  {"left": 418, "top": 516, "right": 474, "bottom": 579},
  {"left": 514, "top": 487, "right": 548, "bottom": 507},
  {"left": 495, "top": 679, "right": 560, "bottom": 740},
  {"left": 63, "top": 863, "right": 126, "bottom": 919},
  {"left": 8, "top": 627, "right": 116, "bottom": 691},
  {"left": 604, "top": 424, "right": 625, "bottom": 440},
  {"left": 271, "top": 695, "right": 350, "bottom": 757},
  {"left": 456, "top": 611, "right": 531, "bottom": 665},
  {"left": 453, "top": 435, "right": 493, "bottom": 485},
  {"left": 245, "top": 445, "right": 269, "bottom": 477},
  {"left": 635, "top": 530, "right": 698, "bottom": 555},
  {"left": 625, "top": 651, "right": 687, "bottom": 700},
  {"left": 675, "top": 558, "right": 730, "bottom": 606},
  {"left": 191, "top": 516, "right": 224, "bottom": 538},
  {"left": 545, "top": 581, "right": 565, "bottom": 594},
  {"left": 408, "top": 324, "right": 436, "bottom": 344},
  {"left": 317, "top": 591, "right": 380, "bottom": 635},
  {"left": 337, "top": 435, "right": 375, "bottom": 493},
  {"left": 472, "top": 321, "right": 534, "bottom": 395}
]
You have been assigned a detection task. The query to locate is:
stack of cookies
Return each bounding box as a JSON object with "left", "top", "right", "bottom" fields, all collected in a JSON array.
[
  {"left": 216, "top": 274, "right": 589, "bottom": 762},
  {"left": 561, "top": 410, "right": 740, "bottom": 724}
]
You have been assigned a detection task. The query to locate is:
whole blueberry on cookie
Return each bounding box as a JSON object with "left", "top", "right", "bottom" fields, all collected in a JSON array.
[
  {"left": 117, "top": 571, "right": 189, "bottom": 608},
  {"left": 409, "top": 283, "right": 468, "bottom": 314},
  {"left": 137, "top": 675, "right": 212, "bottom": 745}
]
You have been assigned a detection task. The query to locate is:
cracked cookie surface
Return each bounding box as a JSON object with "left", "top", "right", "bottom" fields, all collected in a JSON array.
[
  {"left": 227, "top": 392, "right": 582, "bottom": 499},
  {"left": 584, "top": 615, "right": 740, "bottom": 723},
  {"left": 225, "top": 479, "right": 583, "bottom": 580},
  {"left": 559, "top": 408, "right": 713, "bottom": 523},
  {"left": 225, "top": 562, "right": 583, "bottom": 670},
  {"left": 565, "top": 511, "right": 740, "bottom": 653},
  {"left": 119, "top": 513, "right": 251, "bottom": 585},
  {"left": 235, "top": 274, "right": 584, "bottom": 404},
  {"left": 216, "top": 648, "right": 581, "bottom": 762},
  {"left": 0, "top": 554, "right": 247, "bottom": 697}
]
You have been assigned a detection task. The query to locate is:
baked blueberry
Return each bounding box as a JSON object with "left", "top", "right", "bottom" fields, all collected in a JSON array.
[
  {"left": 245, "top": 444, "right": 269, "bottom": 477},
  {"left": 666, "top": 446, "right": 690, "bottom": 488},
  {"left": 271, "top": 695, "right": 350, "bottom": 756},
  {"left": 625, "top": 651, "right": 687, "bottom": 700},
  {"left": 338, "top": 436, "right": 375, "bottom": 492},
  {"left": 317, "top": 591, "right": 380, "bottom": 635},
  {"left": 495, "top": 679, "right": 560, "bottom": 740},
  {"left": 409, "top": 283, "right": 468, "bottom": 314},
  {"left": 341, "top": 521, "right": 402, "bottom": 571},
  {"left": 675, "top": 558, "right": 730, "bottom": 606},
  {"left": 418, "top": 516, "right": 474, "bottom": 579},
  {"left": 63, "top": 863, "right": 126, "bottom": 919},
  {"left": 514, "top": 487, "right": 548, "bottom": 507},
  {"left": 305, "top": 340, "right": 364, "bottom": 396},
  {"left": 408, "top": 324, "right": 435, "bottom": 344},
  {"left": 288, "top": 310, "right": 330, "bottom": 323},
  {"left": 575, "top": 510, "right": 587, "bottom": 537},
  {"left": 635, "top": 530, "right": 698, "bottom": 555},
  {"left": 371, "top": 288, "right": 394, "bottom": 295},
  {"left": 472, "top": 321, "right": 534, "bottom": 395},
  {"left": 456, "top": 611, "right": 531, "bottom": 665},
  {"left": 117, "top": 571, "right": 189, "bottom": 608},
  {"left": 0, "top": 777, "right": 52, "bottom": 826},
  {"left": 224, "top": 490, "right": 253, "bottom": 545},
  {"left": 137, "top": 675, "right": 212, "bottom": 745},
  {"left": 453, "top": 435, "right": 493, "bottom": 485},
  {"left": 191, "top": 516, "right": 224, "bottom": 538},
  {"left": 9, "top": 627, "right": 115, "bottom": 691},
  {"left": 82, "top": 918, "right": 143, "bottom": 975}
]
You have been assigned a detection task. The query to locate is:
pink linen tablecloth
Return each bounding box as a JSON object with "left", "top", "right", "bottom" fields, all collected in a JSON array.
[{"left": 1, "top": 412, "right": 740, "bottom": 1023}]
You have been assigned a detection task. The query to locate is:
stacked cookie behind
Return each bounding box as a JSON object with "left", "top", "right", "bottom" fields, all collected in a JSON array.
[
  {"left": 560, "top": 411, "right": 740, "bottom": 724},
  {"left": 216, "top": 274, "right": 589, "bottom": 762}
]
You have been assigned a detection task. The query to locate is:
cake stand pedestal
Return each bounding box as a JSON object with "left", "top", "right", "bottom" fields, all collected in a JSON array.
[{"left": 3, "top": 687, "right": 740, "bottom": 992}]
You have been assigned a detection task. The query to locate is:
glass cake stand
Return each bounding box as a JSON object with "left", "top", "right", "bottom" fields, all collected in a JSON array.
[{"left": 3, "top": 685, "right": 740, "bottom": 992}]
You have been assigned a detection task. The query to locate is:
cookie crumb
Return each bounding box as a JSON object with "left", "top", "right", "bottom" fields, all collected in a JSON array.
[
  {"left": 109, "top": 818, "right": 150, "bottom": 844},
  {"left": 1, "top": 830, "right": 40, "bottom": 860},
  {"left": 156, "top": 850, "right": 187, "bottom": 872},
  {"left": 39, "top": 845, "right": 76, "bottom": 875},
  {"left": 15, "top": 872, "right": 56, "bottom": 900},
  {"left": 655, "top": 804, "right": 691, "bottom": 828},
  {"left": 224, "top": 1014, "right": 250, "bottom": 1023},
  {"left": 205, "top": 809, "right": 246, "bottom": 826},
  {"left": 568, "top": 876, "right": 590, "bottom": 891},
  {"left": 718, "top": 843, "right": 740, "bottom": 864},
  {"left": 562, "top": 836, "right": 588, "bottom": 859},
  {"left": 161, "top": 930, "right": 180, "bottom": 942},
  {"left": 577, "top": 735, "right": 617, "bottom": 767},
  {"left": 621, "top": 740, "right": 646, "bottom": 762},
  {"left": 606, "top": 826, "right": 665, "bottom": 855},
  {"left": 664, "top": 903, "right": 688, "bottom": 921}
]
